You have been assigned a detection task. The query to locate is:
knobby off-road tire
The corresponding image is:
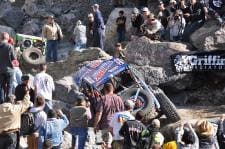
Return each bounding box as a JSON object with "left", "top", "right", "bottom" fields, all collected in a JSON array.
[
  {"left": 121, "top": 88, "right": 154, "bottom": 121},
  {"left": 22, "top": 47, "right": 45, "bottom": 65},
  {"left": 154, "top": 88, "right": 181, "bottom": 123}
]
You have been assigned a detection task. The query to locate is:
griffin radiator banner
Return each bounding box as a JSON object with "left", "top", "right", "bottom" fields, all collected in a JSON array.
[{"left": 171, "top": 50, "right": 225, "bottom": 73}]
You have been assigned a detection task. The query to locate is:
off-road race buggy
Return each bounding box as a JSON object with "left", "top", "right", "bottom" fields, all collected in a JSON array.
[
  {"left": 74, "top": 58, "right": 181, "bottom": 123},
  {"left": 15, "top": 33, "right": 46, "bottom": 65}
]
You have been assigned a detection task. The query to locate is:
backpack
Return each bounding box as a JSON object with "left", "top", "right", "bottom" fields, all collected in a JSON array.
[{"left": 20, "top": 110, "right": 41, "bottom": 136}]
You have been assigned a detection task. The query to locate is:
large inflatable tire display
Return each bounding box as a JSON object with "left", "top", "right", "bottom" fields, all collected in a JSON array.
[
  {"left": 22, "top": 47, "right": 45, "bottom": 65},
  {"left": 154, "top": 88, "right": 181, "bottom": 123},
  {"left": 121, "top": 88, "right": 154, "bottom": 120}
]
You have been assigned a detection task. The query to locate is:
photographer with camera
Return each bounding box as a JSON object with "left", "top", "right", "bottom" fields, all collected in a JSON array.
[
  {"left": 38, "top": 109, "right": 69, "bottom": 149},
  {"left": 168, "top": 9, "right": 186, "bottom": 41}
]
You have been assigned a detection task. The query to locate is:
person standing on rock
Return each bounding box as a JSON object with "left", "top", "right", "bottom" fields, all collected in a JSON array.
[
  {"left": 42, "top": 15, "right": 63, "bottom": 62},
  {"left": 73, "top": 20, "right": 87, "bottom": 52},
  {"left": 92, "top": 4, "right": 105, "bottom": 50},
  {"left": 116, "top": 10, "right": 127, "bottom": 43},
  {"left": 33, "top": 64, "right": 55, "bottom": 113},
  {"left": 131, "top": 8, "right": 145, "bottom": 35},
  {"left": 87, "top": 13, "right": 94, "bottom": 47},
  {"left": 0, "top": 32, "right": 16, "bottom": 104},
  {"left": 93, "top": 83, "right": 124, "bottom": 148}
]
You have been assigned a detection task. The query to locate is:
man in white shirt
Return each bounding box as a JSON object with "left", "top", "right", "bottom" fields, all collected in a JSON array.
[
  {"left": 33, "top": 64, "right": 55, "bottom": 113},
  {"left": 110, "top": 99, "right": 135, "bottom": 149}
]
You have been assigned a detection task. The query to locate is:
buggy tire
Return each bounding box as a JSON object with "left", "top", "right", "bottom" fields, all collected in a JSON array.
[
  {"left": 22, "top": 47, "right": 45, "bottom": 65},
  {"left": 155, "top": 88, "right": 181, "bottom": 123},
  {"left": 121, "top": 88, "right": 154, "bottom": 120}
]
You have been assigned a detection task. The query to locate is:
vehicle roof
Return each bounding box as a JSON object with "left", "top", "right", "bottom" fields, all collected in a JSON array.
[{"left": 74, "top": 58, "right": 128, "bottom": 89}]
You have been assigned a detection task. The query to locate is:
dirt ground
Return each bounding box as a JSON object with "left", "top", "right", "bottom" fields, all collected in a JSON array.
[{"left": 177, "top": 105, "right": 225, "bottom": 122}]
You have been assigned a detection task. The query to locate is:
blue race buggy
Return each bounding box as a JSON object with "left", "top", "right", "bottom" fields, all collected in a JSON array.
[{"left": 74, "top": 58, "right": 181, "bottom": 123}]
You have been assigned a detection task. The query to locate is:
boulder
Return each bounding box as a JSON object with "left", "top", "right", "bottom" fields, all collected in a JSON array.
[
  {"left": 125, "top": 36, "right": 191, "bottom": 89},
  {"left": 46, "top": 47, "right": 111, "bottom": 80},
  {"left": 58, "top": 13, "right": 76, "bottom": 33},
  {"left": 105, "top": 8, "right": 133, "bottom": 51},
  {"left": 54, "top": 76, "right": 82, "bottom": 104},
  {"left": 1, "top": 7, "right": 24, "bottom": 29},
  {"left": 0, "top": 25, "right": 16, "bottom": 37},
  {"left": 190, "top": 20, "right": 225, "bottom": 51},
  {"left": 21, "top": 19, "right": 41, "bottom": 35}
]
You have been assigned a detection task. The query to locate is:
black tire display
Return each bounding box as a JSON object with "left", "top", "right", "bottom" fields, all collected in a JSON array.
[
  {"left": 155, "top": 88, "right": 181, "bottom": 123},
  {"left": 121, "top": 88, "right": 154, "bottom": 120},
  {"left": 22, "top": 47, "right": 45, "bottom": 65}
]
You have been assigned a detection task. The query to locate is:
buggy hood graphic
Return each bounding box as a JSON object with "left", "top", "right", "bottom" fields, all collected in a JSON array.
[{"left": 74, "top": 58, "right": 128, "bottom": 88}]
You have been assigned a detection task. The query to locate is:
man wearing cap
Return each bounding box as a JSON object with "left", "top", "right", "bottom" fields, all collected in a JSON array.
[
  {"left": 109, "top": 99, "right": 135, "bottom": 149},
  {"left": 15, "top": 74, "right": 35, "bottom": 103},
  {"left": 131, "top": 8, "right": 145, "bottom": 35},
  {"left": 0, "top": 32, "right": 16, "bottom": 104},
  {"left": 92, "top": 4, "right": 105, "bottom": 50},
  {"left": 42, "top": 15, "right": 63, "bottom": 62},
  {"left": 141, "top": 119, "right": 164, "bottom": 148}
]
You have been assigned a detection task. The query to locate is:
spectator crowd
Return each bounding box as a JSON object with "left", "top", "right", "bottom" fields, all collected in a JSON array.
[{"left": 0, "top": 0, "right": 225, "bottom": 149}]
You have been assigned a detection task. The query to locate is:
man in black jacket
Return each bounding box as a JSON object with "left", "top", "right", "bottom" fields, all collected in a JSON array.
[
  {"left": 15, "top": 75, "right": 35, "bottom": 103},
  {"left": 0, "top": 32, "right": 16, "bottom": 103},
  {"left": 183, "top": 0, "right": 208, "bottom": 42},
  {"left": 131, "top": 8, "right": 145, "bottom": 35},
  {"left": 119, "top": 111, "right": 146, "bottom": 149}
]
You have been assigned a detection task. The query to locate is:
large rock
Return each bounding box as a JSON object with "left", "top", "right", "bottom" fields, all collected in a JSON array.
[
  {"left": 54, "top": 76, "right": 82, "bottom": 104},
  {"left": 105, "top": 8, "right": 133, "bottom": 51},
  {"left": 46, "top": 47, "right": 111, "bottom": 80},
  {"left": 190, "top": 20, "right": 225, "bottom": 51},
  {"left": 21, "top": 19, "right": 41, "bottom": 35},
  {"left": 0, "top": 7, "right": 24, "bottom": 29},
  {"left": 125, "top": 36, "right": 191, "bottom": 89}
]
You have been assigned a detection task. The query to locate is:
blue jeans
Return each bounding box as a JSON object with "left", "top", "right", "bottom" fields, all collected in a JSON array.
[
  {"left": 44, "top": 99, "right": 53, "bottom": 114},
  {"left": 117, "top": 30, "right": 125, "bottom": 42},
  {"left": 74, "top": 41, "right": 86, "bottom": 52},
  {"left": 0, "top": 68, "right": 14, "bottom": 104},
  {"left": 93, "top": 28, "right": 104, "bottom": 50},
  {"left": 70, "top": 127, "right": 88, "bottom": 149},
  {"left": 0, "top": 132, "right": 18, "bottom": 149},
  {"left": 46, "top": 40, "right": 58, "bottom": 62}
]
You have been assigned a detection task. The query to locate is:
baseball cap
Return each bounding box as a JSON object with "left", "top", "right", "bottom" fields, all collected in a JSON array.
[
  {"left": 142, "top": 7, "right": 149, "bottom": 12},
  {"left": 124, "top": 99, "right": 135, "bottom": 109},
  {"left": 152, "top": 119, "right": 160, "bottom": 128}
]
